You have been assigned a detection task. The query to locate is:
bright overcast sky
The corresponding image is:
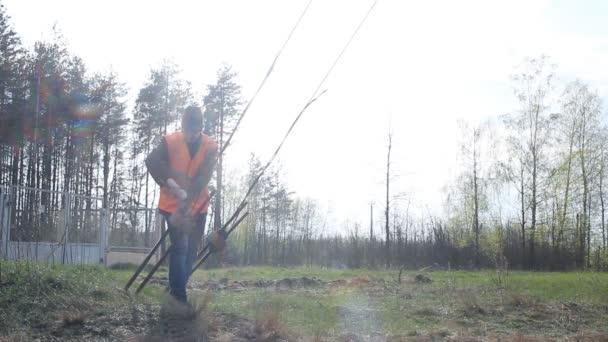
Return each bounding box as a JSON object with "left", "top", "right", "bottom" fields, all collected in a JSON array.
[{"left": 4, "top": 0, "right": 608, "bottom": 232}]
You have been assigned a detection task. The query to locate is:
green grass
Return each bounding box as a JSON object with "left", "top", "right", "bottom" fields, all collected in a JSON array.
[
  {"left": 0, "top": 260, "right": 160, "bottom": 339},
  {"left": 191, "top": 265, "right": 395, "bottom": 282},
  {"left": 1, "top": 261, "right": 607, "bottom": 340},
  {"left": 209, "top": 287, "right": 349, "bottom": 337},
  {"left": 190, "top": 266, "right": 608, "bottom": 338},
  {"left": 193, "top": 266, "right": 608, "bottom": 302}
]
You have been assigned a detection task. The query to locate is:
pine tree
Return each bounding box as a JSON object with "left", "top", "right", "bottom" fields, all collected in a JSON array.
[
  {"left": 203, "top": 64, "right": 242, "bottom": 231},
  {"left": 0, "top": 0, "right": 24, "bottom": 183},
  {"left": 89, "top": 71, "right": 128, "bottom": 210},
  {"left": 133, "top": 60, "right": 191, "bottom": 245}
]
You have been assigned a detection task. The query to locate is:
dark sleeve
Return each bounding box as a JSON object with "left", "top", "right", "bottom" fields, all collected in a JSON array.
[{"left": 145, "top": 139, "right": 170, "bottom": 187}]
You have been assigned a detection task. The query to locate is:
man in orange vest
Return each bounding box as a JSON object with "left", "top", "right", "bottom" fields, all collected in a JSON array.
[{"left": 146, "top": 106, "right": 218, "bottom": 302}]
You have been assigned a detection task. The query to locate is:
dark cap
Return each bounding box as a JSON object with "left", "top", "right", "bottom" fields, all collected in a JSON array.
[{"left": 182, "top": 106, "right": 204, "bottom": 132}]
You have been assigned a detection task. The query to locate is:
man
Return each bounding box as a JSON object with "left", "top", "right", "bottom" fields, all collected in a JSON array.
[{"left": 146, "top": 106, "right": 217, "bottom": 303}]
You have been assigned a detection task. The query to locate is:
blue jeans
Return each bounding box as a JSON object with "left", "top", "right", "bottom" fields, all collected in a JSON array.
[{"left": 162, "top": 211, "right": 207, "bottom": 303}]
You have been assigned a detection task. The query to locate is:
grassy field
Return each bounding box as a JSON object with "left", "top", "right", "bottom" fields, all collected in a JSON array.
[
  {"left": 1, "top": 261, "right": 607, "bottom": 341},
  {"left": 191, "top": 266, "right": 608, "bottom": 339}
]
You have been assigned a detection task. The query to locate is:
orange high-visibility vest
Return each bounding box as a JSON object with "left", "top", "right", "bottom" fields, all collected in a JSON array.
[{"left": 158, "top": 131, "right": 217, "bottom": 214}]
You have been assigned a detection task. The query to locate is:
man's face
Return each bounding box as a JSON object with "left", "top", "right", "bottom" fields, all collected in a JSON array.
[{"left": 182, "top": 120, "right": 202, "bottom": 143}]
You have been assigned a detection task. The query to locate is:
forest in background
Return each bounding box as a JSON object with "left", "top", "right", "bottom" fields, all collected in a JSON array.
[{"left": 1, "top": 2, "right": 607, "bottom": 271}]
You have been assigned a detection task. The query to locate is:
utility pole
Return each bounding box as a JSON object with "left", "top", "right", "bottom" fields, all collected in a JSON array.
[
  {"left": 385, "top": 130, "right": 392, "bottom": 269},
  {"left": 473, "top": 128, "right": 480, "bottom": 269},
  {"left": 368, "top": 201, "right": 374, "bottom": 268},
  {"left": 369, "top": 202, "right": 374, "bottom": 241}
]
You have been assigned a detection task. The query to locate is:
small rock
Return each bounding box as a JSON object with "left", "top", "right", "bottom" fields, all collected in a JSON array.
[{"left": 414, "top": 274, "right": 432, "bottom": 283}]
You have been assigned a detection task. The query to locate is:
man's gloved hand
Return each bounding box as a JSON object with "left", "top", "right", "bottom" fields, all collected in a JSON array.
[
  {"left": 167, "top": 178, "right": 187, "bottom": 201},
  {"left": 209, "top": 229, "right": 228, "bottom": 253}
]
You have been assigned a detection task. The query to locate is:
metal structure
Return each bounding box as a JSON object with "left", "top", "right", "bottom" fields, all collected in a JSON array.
[
  {"left": 0, "top": 185, "right": 109, "bottom": 265},
  {"left": 105, "top": 207, "right": 163, "bottom": 267},
  {"left": 108, "top": 207, "right": 159, "bottom": 248}
]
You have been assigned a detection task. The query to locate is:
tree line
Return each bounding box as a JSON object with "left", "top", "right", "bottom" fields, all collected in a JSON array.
[
  {"left": 215, "top": 58, "right": 608, "bottom": 271},
  {"left": 1, "top": 3, "right": 606, "bottom": 270},
  {"left": 0, "top": 3, "right": 234, "bottom": 248}
]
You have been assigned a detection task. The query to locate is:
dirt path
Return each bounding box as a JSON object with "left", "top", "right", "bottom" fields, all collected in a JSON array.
[{"left": 336, "top": 292, "right": 386, "bottom": 342}]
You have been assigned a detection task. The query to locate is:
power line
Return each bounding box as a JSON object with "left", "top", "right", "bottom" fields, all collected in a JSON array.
[
  {"left": 126, "top": 1, "right": 314, "bottom": 292},
  {"left": 188, "top": 0, "right": 380, "bottom": 273},
  {"left": 220, "top": 0, "right": 313, "bottom": 155},
  {"left": 243, "top": 0, "right": 379, "bottom": 201}
]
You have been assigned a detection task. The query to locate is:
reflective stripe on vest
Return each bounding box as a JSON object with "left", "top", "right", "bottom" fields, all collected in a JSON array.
[{"left": 158, "top": 131, "right": 216, "bottom": 214}]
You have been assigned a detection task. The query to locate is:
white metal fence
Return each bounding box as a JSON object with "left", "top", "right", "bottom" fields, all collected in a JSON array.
[
  {"left": 0, "top": 185, "right": 108, "bottom": 265},
  {"left": 0, "top": 185, "right": 168, "bottom": 266},
  {"left": 106, "top": 207, "right": 164, "bottom": 267}
]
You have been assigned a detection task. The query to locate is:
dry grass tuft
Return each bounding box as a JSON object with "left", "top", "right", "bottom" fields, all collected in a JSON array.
[
  {"left": 0, "top": 333, "right": 29, "bottom": 342},
  {"left": 255, "top": 308, "right": 290, "bottom": 341},
  {"left": 463, "top": 303, "right": 486, "bottom": 317},
  {"left": 429, "top": 329, "right": 450, "bottom": 338},
  {"left": 460, "top": 292, "right": 487, "bottom": 317},
  {"left": 414, "top": 307, "right": 440, "bottom": 317},
  {"left": 58, "top": 310, "right": 87, "bottom": 327},
  {"left": 142, "top": 294, "right": 213, "bottom": 342},
  {"left": 572, "top": 331, "right": 608, "bottom": 342},
  {"left": 510, "top": 334, "right": 554, "bottom": 342},
  {"left": 507, "top": 293, "right": 539, "bottom": 308}
]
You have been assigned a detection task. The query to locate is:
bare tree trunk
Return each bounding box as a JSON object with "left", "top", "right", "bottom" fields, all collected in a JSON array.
[
  {"left": 243, "top": 218, "right": 249, "bottom": 265},
  {"left": 102, "top": 140, "right": 110, "bottom": 210},
  {"left": 529, "top": 103, "right": 541, "bottom": 270},
  {"left": 601, "top": 158, "right": 607, "bottom": 253},
  {"left": 550, "top": 196, "right": 556, "bottom": 269},
  {"left": 215, "top": 91, "right": 224, "bottom": 232},
  {"left": 369, "top": 202, "right": 374, "bottom": 266},
  {"left": 262, "top": 197, "right": 267, "bottom": 264},
  {"left": 275, "top": 195, "right": 280, "bottom": 265},
  {"left": 10, "top": 147, "right": 19, "bottom": 186},
  {"left": 519, "top": 160, "right": 526, "bottom": 268},
  {"left": 530, "top": 148, "right": 537, "bottom": 270},
  {"left": 558, "top": 134, "right": 575, "bottom": 268},
  {"left": 472, "top": 129, "right": 480, "bottom": 268},
  {"left": 370, "top": 203, "right": 374, "bottom": 240},
  {"left": 144, "top": 144, "right": 150, "bottom": 247},
  {"left": 587, "top": 188, "right": 591, "bottom": 268},
  {"left": 580, "top": 128, "right": 589, "bottom": 269},
  {"left": 385, "top": 130, "right": 392, "bottom": 268}
]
